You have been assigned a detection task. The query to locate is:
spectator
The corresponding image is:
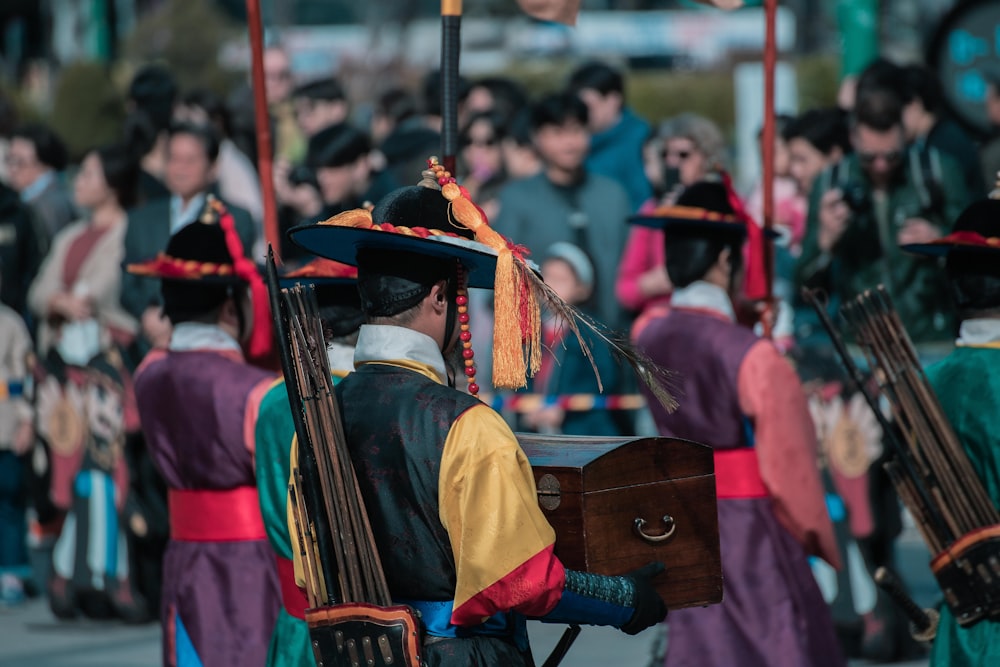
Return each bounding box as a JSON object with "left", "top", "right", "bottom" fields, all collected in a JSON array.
[
  {"left": 784, "top": 108, "right": 851, "bottom": 199},
  {"left": 458, "top": 110, "right": 506, "bottom": 202},
  {"left": 978, "top": 64, "right": 1000, "bottom": 191},
  {"left": 120, "top": 122, "right": 256, "bottom": 353},
  {"left": 746, "top": 114, "right": 806, "bottom": 253},
  {"left": 464, "top": 76, "right": 529, "bottom": 127},
  {"left": 306, "top": 124, "right": 393, "bottom": 221},
  {"left": 523, "top": 242, "right": 621, "bottom": 437},
  {"left": 0, "top": 281, "right": 33, "bottom": 607},
  {"left": 28, "top": 144, "right": 139, "bottom": 361},
  {"left": 8, "top": 124, "right": 75, "bottom": 244},
  {"left": 175, "top": 88, "right": 265, "bottom": 253},
  {"left": 795, "top": 89, "right": 970, "bottom": 345},
  {"left": 0, "top": 89, "right": 19, "bottom": 185},
  {"left": 0, "top": 181, "right": 44, "bottom": 316},
  {"left": 371, "top": 87, "right": 439, "bottom": 189},
  {"left": 615, "top": 113, "right": 726, "bottom": 320},
  {"left": 568, "top": 61, "right": 652, "bottom": 211},
  {"left": 264, "top": 44, "right": 305, "bottom": 164},
  {"left": 291, "top": 77, "right": 349, "bottom": 138},
  {"left": 273, "top": 77, "right": 351, "bottom": 242},
  {"left": 499, "top": 107, "right": 542, "bottom": 182},
  {"left": 126, "top": 65, "right": 176, "bottom": 203},
  {"left": 900, "top": 64, "right": 985, "bottom": 198},
  {"left": 495, "top": 92, "right": 630, "bottom": 330}
]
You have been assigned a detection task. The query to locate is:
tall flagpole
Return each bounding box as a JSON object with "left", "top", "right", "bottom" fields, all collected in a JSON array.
[
  {"left": 245, "top": 0, "right": 281, "bottom": 263},
  {"left": 760, "top": 0, "right": 777, "bottom": 337}
]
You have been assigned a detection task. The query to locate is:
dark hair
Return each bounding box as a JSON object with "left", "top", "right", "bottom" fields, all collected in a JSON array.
[
  {"left": 93, "top": 143, "right": 139, "bottom": 209},
  {"left": 468, "top": 76, "right": 528, "bottom": 125},
  {"left": 568, "top": 61, "right": 624, "bottom": 97},
  {"left": 852, "top": 88, "right": 904, "bottom": 133},
  {"left": 168, "top": 121, "right": 221, "bottom": 163},
  {"left": 422, "top": 71, "right": 470, "bottom": 118},
  {"left": 12, "top": 123, "right": 68, "bottom": 171},
  {"left": 375, "top": 88, "right": 419, "bottom": 126},
  {"left": 0, "top": 89, "right": 18, "bottom": 137},
  {"left": 664, "top": 230, "right": 743, "bottom": 289},
  {"left": 460, "top": 111, "right": 506, "bottom": 148},
  {"left": 308, "top": 124, "right": 370, "bottom": 169},
  {"left": 530, "top": 92, "right": 589, "bottom": 132},
  {"left": 292, "top": 77, "right": 347, "bottom": 103},
  {"left": 856, "top": 58, "right": 906, "bottom": 102},
  {"left": 123, "top": 110, "right": 159, "bottom": 158},
  {"left": 179, "top": 88, "right": 232, "bottom": 139},
  {"left": 900, "top": 65, "right": 943, "bottom": 115},
  {"left": 947, "top": 255, "right": 1000, "bottom": 315},
  {"left": 506, "top": 107, "right": 533, "bottom": 147},
  {"left": 128, "top": 65, "right": 178, "bottom": 134},
  {"left": 783, "top": 108, "right": 851, "bottom": 155}
]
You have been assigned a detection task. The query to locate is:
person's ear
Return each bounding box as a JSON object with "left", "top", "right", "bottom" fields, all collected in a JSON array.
[
  {"left": 431, "top": 280, "right": 449, "bottom": 315},
  {"left": 716, "top": 247, "right": 732, "bottom": 275}
]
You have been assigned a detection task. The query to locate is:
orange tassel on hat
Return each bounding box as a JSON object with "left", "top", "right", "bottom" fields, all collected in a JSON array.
[{"left": 440, "top": 180, "right": 541, "bottom": 389}]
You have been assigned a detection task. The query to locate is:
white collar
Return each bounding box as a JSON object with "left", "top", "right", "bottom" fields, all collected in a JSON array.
[
  {"left": 169, "top": 192, "right": 207, "bottom": 234},
  {"left": 670, "top": 281, "right": 736, "bottom": 322},
  {"left": 326, "top": 342, "right": 355, "bottom": 375},
  {"left": 169, "top": 322, "right": 242, "bottom": 353},
  {"left": 353, "top": 325, "right": 447, "bottom": 383},
  {"left": 957, "top": 318, "right": 1000, "bottom": 346}
]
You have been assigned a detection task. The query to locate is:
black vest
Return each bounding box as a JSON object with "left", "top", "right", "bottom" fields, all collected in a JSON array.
[{"left": 337, "top": 364, "right": 481, "bottom": 600}]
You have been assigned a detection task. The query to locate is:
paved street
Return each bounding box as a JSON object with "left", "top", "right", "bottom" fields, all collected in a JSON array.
[{"left": 0, "top": 527, "right": 935, "bottom": 667}]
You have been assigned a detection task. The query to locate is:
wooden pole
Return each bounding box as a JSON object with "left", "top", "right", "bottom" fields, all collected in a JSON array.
[
  {"left": 245, "top": 0, "right": 281, "bottom": 261},
  {"left": 760, "top": 0, "right": 777, "bottom": 337}
]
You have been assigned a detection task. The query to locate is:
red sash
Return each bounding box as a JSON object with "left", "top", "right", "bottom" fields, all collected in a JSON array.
[
  {"left": 713, "top": 448, "right": 768, "bottom": 499},
  {"left": 168, "top": 487, "right": 267, "bottom": 542},
  {"left": 276, "top": 556, "right": 308, "bottom": 620}
]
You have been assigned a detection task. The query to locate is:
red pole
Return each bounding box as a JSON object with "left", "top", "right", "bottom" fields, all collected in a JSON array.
[
  {"left": 760, "top": 0, "right": 777, "bottom": 336},
  {"left": 245, "top": 0, "right": 281, "bottom": 263}
]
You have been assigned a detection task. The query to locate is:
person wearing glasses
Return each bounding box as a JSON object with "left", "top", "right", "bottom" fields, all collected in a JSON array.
[
  {"left": 795, "top": 88, "right": 970, "bottom": 346},
  {"left": 616, "top": 113, "right": 727, "bottom": 327}
]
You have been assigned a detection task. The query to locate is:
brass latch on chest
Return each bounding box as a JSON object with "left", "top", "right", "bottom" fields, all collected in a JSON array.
[{"left": 537, "top": 474, "right": 562, "bottom": 510}]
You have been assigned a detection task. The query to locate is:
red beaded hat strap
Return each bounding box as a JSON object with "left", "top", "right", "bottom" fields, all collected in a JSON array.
[{"left": 455, "top": 265, "right": 478, "bottom": 397}]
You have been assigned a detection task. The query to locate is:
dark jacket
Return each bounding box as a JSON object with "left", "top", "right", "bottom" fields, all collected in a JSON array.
[
  {"left": 586, "top": 108, "right": 652, "bottom": 213},
  {"left": 795, "top": 148, "right": 971, "bottom": 343},
  {"left": 0, "top": 183, "right": 45, "bottom": 317},
  {"left": 26, "top": 176, "right": 76, "bottom": 246}
]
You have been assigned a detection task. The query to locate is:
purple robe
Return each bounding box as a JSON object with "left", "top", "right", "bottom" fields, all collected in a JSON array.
[
  {"left": 638, "top": 306, "right": 844, "bottom": 667},
  {"left": 135, "top": 348, "right": 279, "bottom": 667}
]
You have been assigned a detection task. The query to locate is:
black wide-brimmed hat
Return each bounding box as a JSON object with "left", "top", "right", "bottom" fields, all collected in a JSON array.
[
  {"left": 125, "top": 196, "right": 272, "bottom": 359},
  {"left": 288, "top": 182, "right": 508, "bottom": 289},
  {"left": 628, "top": 177, "right": 776, "bottom": 301},
  {"left": 279, "top": 258, "right": 363, "bottom": 339},
  {"left": 902, "top": 197, "right": 1000, "bottom": 259},
  {"left": 286, "top": 158, "right": 551, "bottom": 390}
]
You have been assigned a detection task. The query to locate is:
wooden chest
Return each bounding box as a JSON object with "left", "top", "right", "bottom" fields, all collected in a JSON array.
[{"left": 519, "top": 434, "right": 722, "bottom": 610}]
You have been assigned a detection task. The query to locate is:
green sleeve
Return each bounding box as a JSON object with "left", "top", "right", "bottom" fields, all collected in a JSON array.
[{"left": 255, "top": 380, "right": 296, "bottom": 558}]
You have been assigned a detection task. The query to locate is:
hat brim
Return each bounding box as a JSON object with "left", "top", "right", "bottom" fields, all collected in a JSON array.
[
  {"left": 901, "top": 241, "right": 1000, "bottom": 258},
  {"left": 629, "top": 214, "right": 781, "bottom": 239},
  {"left": 288, "top": 224, "right": 508, "bottom": 289},
  {"left": 124, "top": 257, "right": 248, "bottom": 285}
]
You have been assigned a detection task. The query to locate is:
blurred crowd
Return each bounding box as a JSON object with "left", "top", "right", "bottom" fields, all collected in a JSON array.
[{"left": 0, "top": 43, "right": 997, "bottom": 662}]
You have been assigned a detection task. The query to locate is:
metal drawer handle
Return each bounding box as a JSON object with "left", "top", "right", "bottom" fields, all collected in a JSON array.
[{"left": 634, "top": 515, "right": 676, "bottom": 543}]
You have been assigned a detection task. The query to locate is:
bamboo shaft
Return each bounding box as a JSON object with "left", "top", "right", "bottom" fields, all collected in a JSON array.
[{"left": 840, "top": 286, "right": 1000, "bottom": 559}]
